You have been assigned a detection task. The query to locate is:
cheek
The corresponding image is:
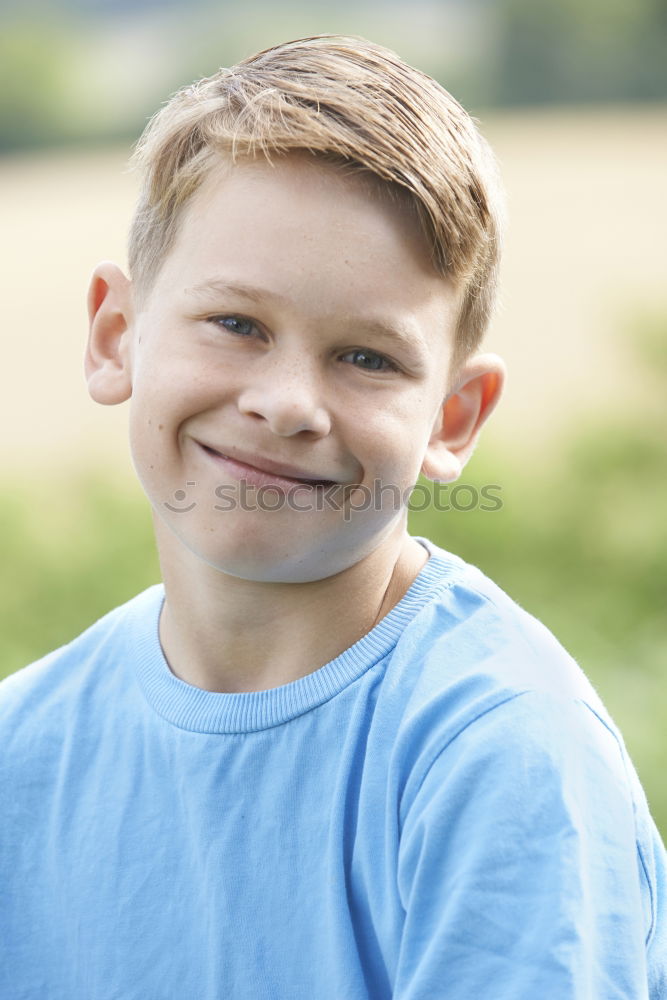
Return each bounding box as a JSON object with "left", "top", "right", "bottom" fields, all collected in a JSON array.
[
  {"left": 127, "top": 379, "right": 185, "bottom": 491},
  {"left": 356, "top": 405, "right": 435, "bottom": 486},
  {"left": 130, "top": 355, "right": 205, "bottom": 435}
]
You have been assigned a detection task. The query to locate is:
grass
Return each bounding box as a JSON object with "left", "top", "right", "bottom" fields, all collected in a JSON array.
[{"left": 0, "top": 477, "right": 159, "bottom": 674}]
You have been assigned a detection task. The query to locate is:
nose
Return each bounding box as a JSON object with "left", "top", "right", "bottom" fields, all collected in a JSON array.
[{"left": 237, "top": 358, "right": 332, "bottom": 438}]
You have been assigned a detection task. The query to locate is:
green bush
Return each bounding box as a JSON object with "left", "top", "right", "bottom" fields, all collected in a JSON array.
[
  {"left": 0, "top": 477, "right": 159, "bottom": 673},
  {"left": 0, "top": 23, "right": 77, "bottom": 151}
]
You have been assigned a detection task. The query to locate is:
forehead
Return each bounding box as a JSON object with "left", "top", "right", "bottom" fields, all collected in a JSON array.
[
  {"left": 171, "top": 152, "right": 432, "bottom": 269},
  {"left": 152, "top": 153, "right": 460, "bottom": 366}
]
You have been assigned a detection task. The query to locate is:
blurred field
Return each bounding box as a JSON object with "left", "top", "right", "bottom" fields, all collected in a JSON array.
[{"left": 1, "top": 106, "right": 666, "bottom": 835}]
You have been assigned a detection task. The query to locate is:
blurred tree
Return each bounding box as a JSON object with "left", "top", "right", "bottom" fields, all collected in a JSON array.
[
  {"left": 0, "top": 23, "right": 75, "bottom": 150},
  {"left": 494, "top": 0, "right": 667, "bottom": 104},
  {"left": 1, "top": 0, "right": 667, "bottom": 151}
]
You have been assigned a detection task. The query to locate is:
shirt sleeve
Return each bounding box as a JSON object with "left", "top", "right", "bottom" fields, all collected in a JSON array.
[{"left": 395, "top": 690, "right": 659, "bottom": 999}]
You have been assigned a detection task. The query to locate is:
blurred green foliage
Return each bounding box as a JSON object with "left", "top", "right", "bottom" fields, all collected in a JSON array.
[
  {"left": 0, "top": 23, "right": 77, "bottom": 151},
  {"left": 495, "top": 0, "right": 667, "bottom": 104},
  {"left": 1, "top": 0, "right": 666, "bottom": 152},
  {"left": 0, "top": 479, "right": 160, "bottom": 672}
]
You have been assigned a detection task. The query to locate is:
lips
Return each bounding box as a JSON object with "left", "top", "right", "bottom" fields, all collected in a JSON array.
[{"left": 198, "top": 442, "right": 339, "bottom": 489}]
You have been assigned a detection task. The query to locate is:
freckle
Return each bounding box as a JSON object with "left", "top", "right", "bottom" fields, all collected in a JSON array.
[
  {"left": 149, "top": 465, "right": 154, "bottom": 470},
  {"left": 148, "top": 419, "right": 151, "bottom": 425},
  {"left": 158, "top": 424, "right": 164, "bottom": 430}
]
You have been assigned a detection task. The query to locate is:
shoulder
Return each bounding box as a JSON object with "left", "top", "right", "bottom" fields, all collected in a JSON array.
[
  {"left": 0, "top": 585, "right": 164, "bottom": 742},
  {"left": 382, "top": 539, "right": 639, "bottom": 820},
  {"left": 389, "top": 539, "right": 611, "bottom": 734},
  {"left": 383, "top": 543, "right": 667, "bottom": 944}
]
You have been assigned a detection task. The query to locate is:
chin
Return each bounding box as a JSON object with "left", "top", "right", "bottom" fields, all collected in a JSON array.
[
  {"left": 160, "top": 513, "right": 322, "bottom": 583},
  {"left": 157, "top": 503, "right": 406, "bottom": 585}
]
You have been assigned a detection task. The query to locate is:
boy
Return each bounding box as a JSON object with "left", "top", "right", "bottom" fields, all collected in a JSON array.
[{"left": 1, "top": 34, "right": 665, "bottom": 999}]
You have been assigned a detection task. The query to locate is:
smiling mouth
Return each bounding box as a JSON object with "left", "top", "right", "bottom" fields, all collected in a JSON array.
[{"left": 199, "top": 444, "right": 339, "bottom": 489}]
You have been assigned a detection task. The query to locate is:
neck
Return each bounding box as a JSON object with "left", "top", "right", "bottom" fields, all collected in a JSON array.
[{"left": 156, "top": 524, "right": 428, "bottom": 693}]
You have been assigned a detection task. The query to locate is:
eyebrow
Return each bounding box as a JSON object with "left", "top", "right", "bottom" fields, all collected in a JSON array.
[
  {"left": 186, "top": 278, "right": 290, "bottom": 307},
  {"left": 185, "top": 277, "right": 428, "bottom": 358},
  {"left": 345, "top": 317, "right": 428, "bottom": 360}
]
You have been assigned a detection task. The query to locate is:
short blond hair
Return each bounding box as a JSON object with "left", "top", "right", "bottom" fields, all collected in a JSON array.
[{"left": 128, "top": 34, "right": 505, "bottom": 363}]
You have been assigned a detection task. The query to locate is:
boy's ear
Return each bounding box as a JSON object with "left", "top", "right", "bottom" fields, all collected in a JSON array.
[
  {"left": 421, "top": 353, "right": 505, "bottom": 483},
  {"left": 84, "top": 261, "right": 135, "bottom": 405}
]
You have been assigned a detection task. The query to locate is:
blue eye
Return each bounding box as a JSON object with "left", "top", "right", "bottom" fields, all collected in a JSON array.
[
  {"left": 211, "top": 315, "right": 256, "bottom": 337},
  {"left": 342, "top": 349, "right": 396, "bottom": 372}
]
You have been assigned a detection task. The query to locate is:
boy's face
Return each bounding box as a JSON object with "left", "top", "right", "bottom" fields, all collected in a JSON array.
[{"left": 88, "top": 154, "right": 500, "bottom": 583}]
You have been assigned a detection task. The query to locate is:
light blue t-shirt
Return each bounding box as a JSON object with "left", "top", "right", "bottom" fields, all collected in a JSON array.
[{"left": 2, "top": 541, "right": 666, "bottom": 999}]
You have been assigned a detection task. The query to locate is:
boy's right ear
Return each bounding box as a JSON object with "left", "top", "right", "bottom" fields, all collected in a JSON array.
[{"left": 84, "top": 262, "right": 134, "bottom": 405}]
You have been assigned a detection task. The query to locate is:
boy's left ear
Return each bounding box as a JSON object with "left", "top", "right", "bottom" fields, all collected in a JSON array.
[{"left": 421, "top": 353, "right": 505, "bottom": 483}]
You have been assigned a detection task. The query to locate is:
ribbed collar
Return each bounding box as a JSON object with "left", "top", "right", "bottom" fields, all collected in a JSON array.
[{"left": 130, "top": 540, "right": 464, "bottom": 734}]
